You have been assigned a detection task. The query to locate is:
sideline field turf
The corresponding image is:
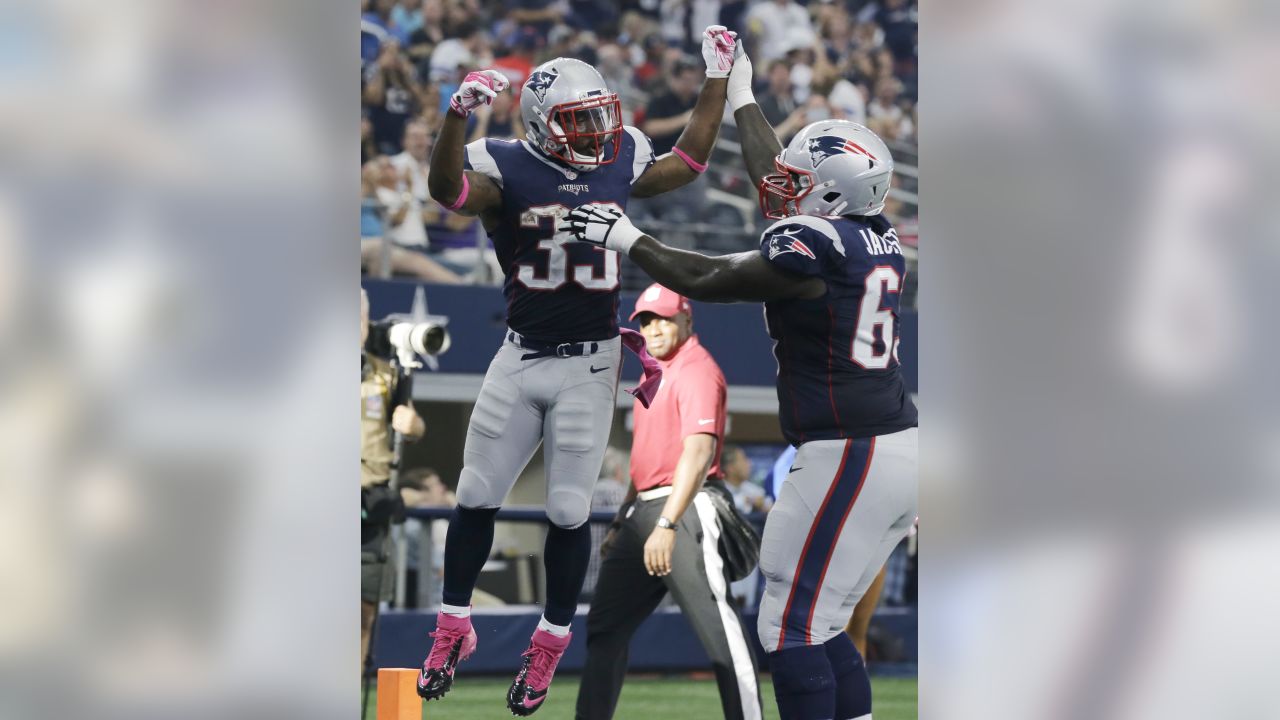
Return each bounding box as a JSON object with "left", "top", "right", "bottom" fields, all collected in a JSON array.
[{"left": 365, "top": 674, "right": 917, "bottom": 719}]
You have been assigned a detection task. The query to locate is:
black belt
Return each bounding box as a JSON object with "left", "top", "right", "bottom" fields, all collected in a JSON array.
[{"left": 507, "top": 330, "right": 601, "bottom": 361}]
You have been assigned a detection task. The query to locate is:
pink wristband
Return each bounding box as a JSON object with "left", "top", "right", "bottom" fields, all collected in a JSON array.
[
  {"left": 672, "top": 147, "right": 708, "bottom": 174},
  {"left": 443, "top": 173, "right": 469, "bottom": 211}
]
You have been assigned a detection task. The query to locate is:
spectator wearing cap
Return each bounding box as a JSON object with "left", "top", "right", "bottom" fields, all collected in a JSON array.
[{"left": 578, "top": 283, "right": 762, "bottom": 720}]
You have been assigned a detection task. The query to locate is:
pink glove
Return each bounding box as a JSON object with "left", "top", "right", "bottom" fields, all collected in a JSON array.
[
  {"left": 449, "top": 70, "right": 510, "bottom": 117},
  {"left": 701, "top": 25, "right": 738, "bottom": 78}
]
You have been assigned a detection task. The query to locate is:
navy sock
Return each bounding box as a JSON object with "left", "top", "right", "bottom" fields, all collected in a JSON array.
[
  {"left": 441, "top": 505, "right": 499, "bottom": 607},
  {"left": 541, "top": 521, "right": 591, "bottom": 627},
  {"left": 769, "top": 645, "right": 835, "bottom": 720},
  {"left": 824, "top": 633, "right": 871, "bottom": 719}
]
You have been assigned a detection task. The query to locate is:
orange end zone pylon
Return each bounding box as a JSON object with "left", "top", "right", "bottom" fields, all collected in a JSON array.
[{"left": 376, "top": 668, "right": 422, "bottom": 720}]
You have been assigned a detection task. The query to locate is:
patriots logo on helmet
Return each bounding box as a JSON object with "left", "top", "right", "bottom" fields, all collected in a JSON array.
[
  {"left": 526, "top": 69, "right": 559, "bottom": 104},
  {"left": 807, "top": 135, "right": 879, "bottom": 168}
]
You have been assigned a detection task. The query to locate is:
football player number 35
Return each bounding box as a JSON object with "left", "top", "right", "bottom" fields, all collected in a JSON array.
[
  {"left": 517, "top": 204, "right": 618, "bottom": 290},
  {"left": 852, "top": 266, "right": 901, "bottom": 369}
]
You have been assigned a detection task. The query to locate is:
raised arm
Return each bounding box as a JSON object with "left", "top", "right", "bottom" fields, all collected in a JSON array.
[
  {"left": 567, "top": 204, "right": 825, "bottom": 303},
  {"left": 427, "top": 70, "right": 507, "bottom": 217},
  {"left": 632, "top": 27, "right": 736, "bottom": 199},
  {"left": 725, "top": 46, "right": 784, "bottom": 189},
  {"left": 629, "top": 238, "right": 822, "bottom": 302}
]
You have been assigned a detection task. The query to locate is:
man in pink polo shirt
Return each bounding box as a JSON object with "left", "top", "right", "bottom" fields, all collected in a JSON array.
[{"left": 576, "top": 284, "right": 763, "bottom": 720}]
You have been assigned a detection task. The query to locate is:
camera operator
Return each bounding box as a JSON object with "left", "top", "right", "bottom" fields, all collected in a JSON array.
[{"left": 360, "top": 289, "right": 425, "bottom": 676}]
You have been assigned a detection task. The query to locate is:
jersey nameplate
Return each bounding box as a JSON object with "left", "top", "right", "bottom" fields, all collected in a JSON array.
[{"left": 859, "top": 227, "right": 903, "bottom": 256}]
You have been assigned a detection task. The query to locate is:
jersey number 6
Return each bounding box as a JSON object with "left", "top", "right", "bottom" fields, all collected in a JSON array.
[
  {"left": 517, "top": 203, "right": 620, "bottom": 291},
  {"left": 852, "top": 265, "right": 902, "bottom": 369}
]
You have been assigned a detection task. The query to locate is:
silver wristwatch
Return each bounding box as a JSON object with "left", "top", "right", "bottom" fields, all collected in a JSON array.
[{"left": 656, "top": 516, "right": 676, "bottom": 530}]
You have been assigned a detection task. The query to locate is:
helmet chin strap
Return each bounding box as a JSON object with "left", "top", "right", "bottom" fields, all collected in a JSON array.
[
  {"left": 565, "top": 146, "right": 603, "bottom": 170},
  {"left": 537, "top": 138, "right": 600, "bottom": 172}
]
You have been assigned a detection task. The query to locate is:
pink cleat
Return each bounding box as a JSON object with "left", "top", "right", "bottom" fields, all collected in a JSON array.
[
  {"left": 506, "top": 628, "right": 572, "bottom": 716},
  {"left": 416, "top": 612, "right": 477, "bottom": 701}
]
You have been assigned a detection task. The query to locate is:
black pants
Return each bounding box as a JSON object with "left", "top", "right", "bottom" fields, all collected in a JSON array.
[{"left": 576, "top": 486, "right": 763, "bottom": 720}]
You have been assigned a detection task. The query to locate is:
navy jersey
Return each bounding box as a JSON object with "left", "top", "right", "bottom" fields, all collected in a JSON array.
[
  {"left": 759, "top": 214, "right": 918, "bottom": 445},
  {"left": 464, "top": 126, "right": 656, "bottom": 342}
]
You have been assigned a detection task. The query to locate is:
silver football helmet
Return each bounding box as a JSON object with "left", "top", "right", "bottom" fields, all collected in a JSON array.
[
  {"left": 759, "top": 120, "right": 894, "bottom": 218},
  {"left": 520, "top": 57, "right": 622, "bottom": 172}
]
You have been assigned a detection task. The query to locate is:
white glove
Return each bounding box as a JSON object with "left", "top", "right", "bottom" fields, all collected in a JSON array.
[
  {"left": 449, "top": 69, "right": 509, "bottom": 118},
  {"left": 567, "top": 203, "right": 646, "bottom": 255},
  {"left": 726, "top": 39, "right": 755, "bottom": 111},
  {"left": 701, "top": 25, "right": 738, "bottom": 78}
]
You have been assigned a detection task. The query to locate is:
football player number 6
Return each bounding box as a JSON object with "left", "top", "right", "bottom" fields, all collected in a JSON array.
[
  {"left": 852, "top": 266, "right": 901, "bottom": 369},
  {"left": 517, "top": 204, "right": 618, "bottom": 290}
]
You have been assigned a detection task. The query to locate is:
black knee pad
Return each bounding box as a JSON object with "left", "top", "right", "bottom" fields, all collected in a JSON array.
[
  {"left": 770, "top": 645, "right": 835, "bottom": 695},
  {"left": 823, "top": 634, "right": 865, "bottom": 676}
]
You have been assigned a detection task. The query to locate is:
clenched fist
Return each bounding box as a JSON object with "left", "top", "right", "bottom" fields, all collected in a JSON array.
[{"left": 449, "top": 69, "right": 510, "bottom": 118}]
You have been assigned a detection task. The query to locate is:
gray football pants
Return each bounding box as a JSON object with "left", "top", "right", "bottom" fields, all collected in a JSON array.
[
  {"left": 758, "top": 429, "right": 918, "bottom": 652},
  {"left": 456, "top": 334, "right": 621, "bottom": 528}
]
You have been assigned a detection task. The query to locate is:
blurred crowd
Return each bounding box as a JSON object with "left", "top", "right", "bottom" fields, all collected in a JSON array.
[{"left": 360, "top": 0, "right": 918, "bottom": 287}]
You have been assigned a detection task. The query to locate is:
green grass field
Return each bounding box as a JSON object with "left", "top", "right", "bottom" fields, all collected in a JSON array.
[{"left": 365, "top": 674, "right": 917, "bottom": 719}]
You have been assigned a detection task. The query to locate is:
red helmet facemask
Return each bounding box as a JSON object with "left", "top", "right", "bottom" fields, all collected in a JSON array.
[
  {"left": 758, "top": 156, "right": 819, "bottom": 219},
  {"left": 544, "top": 94, "right": 623, "bottom": 167}
]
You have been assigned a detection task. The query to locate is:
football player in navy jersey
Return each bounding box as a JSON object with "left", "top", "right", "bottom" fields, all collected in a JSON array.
[
  {"left": 416, "top": 27, "right": 740, "bottom": 715},
  {"left": 567, "top": 46, "right": 918, "bottom": 720}
]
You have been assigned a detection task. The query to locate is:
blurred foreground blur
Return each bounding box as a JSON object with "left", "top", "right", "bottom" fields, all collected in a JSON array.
[
  {"left": 0, "top": 1, "right": 353, "bottom": 718},
  {"left": 923, "top": 0, "right": 1280, "bottom": 718}
]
